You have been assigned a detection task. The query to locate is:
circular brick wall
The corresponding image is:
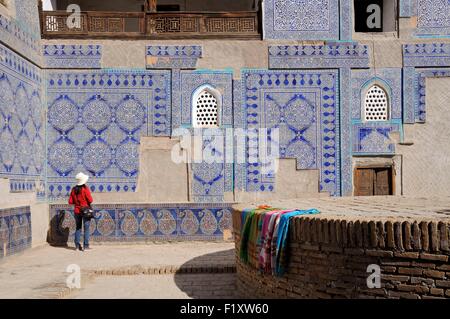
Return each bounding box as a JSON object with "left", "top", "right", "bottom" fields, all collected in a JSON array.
[{"left": 232, "top": 210, "right": 450, "bottom": 299}]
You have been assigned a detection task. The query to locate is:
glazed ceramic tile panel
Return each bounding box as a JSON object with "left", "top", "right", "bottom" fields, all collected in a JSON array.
[
  {"left": 173, "top": 71, "right": 233, "bottom": 203},
  {"left": 14, "top": 0, "right": 41, "bottom": 38},
  {"left": 351, "top": 69, "right": 402, "bottom": 121},
  {"left": 269, "top": 43, "right": 370, "bottom": 69},
  {"left": 46, "top": 70, "right": 171, "bottom": 199},
  {"left": 242, "top": 69, "right": 340, "bottom": 196},
  {"left": 0, "top": 43, "right": 44, "bottom": 194},
  {"left": 43, "top": 45, "right": 102, "bottom": 69},
  {"left": 190, "top": 129, "right": 233, "bottom": 203},
  {"left": 400, "top": 0, "right": 416, "bottom": 17},
  {"left": 49, "top": 203, "right": 232, "bottom": 242},
  {"left": 0, "top": 206, "right": 31, "bottom": 258},
  {"left": 263, "top": 0, "right": 340, "bottom": 40},
  {"left": 0, "top": 9, "right": 40, "bottom": 64},
  {"left": 403, "top": 43, "right": 450, "bottom": 67},
  {"left": 417, "top": 0, "right": 450, "bottom": 36},
  {"left": 414, "top": 69, "right": 450, "bottom": 123},
  {"left": 402, "top": 43, "right": 450, "bottom": 124},
  {"left": 146, "top": 45, "right": 202, "bottom": 69},
  {"left": 350, "top": 69, "right": 403, "bottom": 157},
  {"left": 177, "top": 71, "right": 233, "bottom": 127},
  {"left": 352, "top": 123, "right": 401, "bottom": 155}
]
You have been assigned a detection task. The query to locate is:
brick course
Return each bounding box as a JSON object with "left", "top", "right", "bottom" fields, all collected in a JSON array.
[{"left": 232, "top": 209, "right": 450, "bottom": 299}]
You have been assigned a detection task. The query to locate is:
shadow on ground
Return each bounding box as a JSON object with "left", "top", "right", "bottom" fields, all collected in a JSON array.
[
  {"left": 47, "top": 210, "right": 70, "bottom": 247},
  {"left": 174, "top": 249, "right": 238, "bottom": 299}
]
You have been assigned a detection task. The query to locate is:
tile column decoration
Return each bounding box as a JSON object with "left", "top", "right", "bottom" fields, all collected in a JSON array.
[
  {"left": 340, "top": 67, "right": 352, "bottom": 196},
  {"left": 340, "top": 0, "right": 353, "bottom": 41},
  {"left": 233, "top": 79, "right": 246, "bottom": 193}
]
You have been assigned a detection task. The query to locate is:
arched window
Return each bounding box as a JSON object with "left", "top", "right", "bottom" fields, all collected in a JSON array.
[
  {"left": 192, "top": 86, "right": 221, "bottom": 128},
  {"left": 364, "top": 84, "right": 389, "bottom": 122}
]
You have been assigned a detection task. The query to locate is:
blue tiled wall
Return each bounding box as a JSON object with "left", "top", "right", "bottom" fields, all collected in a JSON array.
[
  {"left": 46, "top": 70, "right": 171, "bottom": 199},
  {"left": 0, "top": 206, "right": 32, "bottom": 258},
  {"left": 49, "top": 203, "right": 232, "bottom": 242},
  {"left": 240, "top": 69, "right": 340, "bottom": 196},
  {"left": 263, "top": 0, "right": 340, "bottom": 40},
  {"left": 0, "top": 43, "right": 45, "bottom": 198},
  {"left": 416, "top": 0, "right": 450, "bottom": 36}
]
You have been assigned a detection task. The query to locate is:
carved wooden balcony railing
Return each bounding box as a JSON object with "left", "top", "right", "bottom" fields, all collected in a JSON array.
[{"left": 40, "top": 10, "right": 261, "bottom": 39}]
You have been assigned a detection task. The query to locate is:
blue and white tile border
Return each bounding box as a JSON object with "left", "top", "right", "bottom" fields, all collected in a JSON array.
[
  {"left": 146, "top": 46, "right": 202, "bottom": 69},
  {"left": 49, "top": 203, "right": 233, "bottom": 242},
  {"left": 269, "top": 43, "right": 370, "bottom": 69},
  {"left": 403, "top": 43, "right": 450, "bottom": 68},
  {"left": 43, "top": 45, "right": 102, "bottom": 69}
]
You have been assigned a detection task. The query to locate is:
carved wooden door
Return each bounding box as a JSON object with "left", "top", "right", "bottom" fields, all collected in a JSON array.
[
  {"left": 354, "top": 168, "right": 374, "bottom": 196},
  {"left": 374, "top": 168, "right": 392, "bottom": 195},
  {"left": 354, "top": 167, "right": 393, "bottom": 196}
]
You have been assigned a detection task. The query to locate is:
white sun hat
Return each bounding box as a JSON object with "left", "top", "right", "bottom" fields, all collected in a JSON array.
[{"left": 75, "top": 172, "right": 89, "bottom": 186}]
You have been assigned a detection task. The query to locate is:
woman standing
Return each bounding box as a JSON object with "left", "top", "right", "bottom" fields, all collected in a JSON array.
[{"left": 68, "top": 172, "right": 94, "bottom": 251}]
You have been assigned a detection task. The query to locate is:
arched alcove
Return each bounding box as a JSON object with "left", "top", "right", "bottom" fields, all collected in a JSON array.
[
  {"left": 191, "top": 85, "right": 222, "bottom": 128},
  {"left": 363, "top": 83, "right": 390, "bottom": 122}
]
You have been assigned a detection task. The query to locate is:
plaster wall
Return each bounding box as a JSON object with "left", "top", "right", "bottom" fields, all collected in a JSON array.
[
  {"left": 30, "top": 202, "right": 49, "bottom": 248},
  {"left": 43, "top": 39, "right": 270, "bottom": 76},
  {"left": 235, "top": 159, "right": 324, "bottom": 203},
  {"left": 399, "top": 77, "right": 450, "bottom": 197},
  {"left": 93, "top": 137, "right": 189, "bottom": 204},
  {"left": 43, "top": 38, "right": 450, "bottom": 74}
]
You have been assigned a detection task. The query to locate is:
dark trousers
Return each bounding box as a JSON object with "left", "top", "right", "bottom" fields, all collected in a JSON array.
[{"left": 74, "top": 213, "right": 91, "bottom": 248}]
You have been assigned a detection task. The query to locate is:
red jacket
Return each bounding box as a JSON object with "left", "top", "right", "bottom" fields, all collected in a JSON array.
[{"left": 68, "top": 186, "right": 93, "bottom": 214}]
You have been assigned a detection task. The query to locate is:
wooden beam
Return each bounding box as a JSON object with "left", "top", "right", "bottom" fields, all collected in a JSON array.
[{"left": 148, "top": 0, "right": 157, "bottom": 12}]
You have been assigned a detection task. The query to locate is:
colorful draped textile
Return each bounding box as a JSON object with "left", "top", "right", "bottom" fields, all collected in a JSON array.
[
  {"left": 274, "top": 209, "right": 319, "bottom": 276},
  {"left": 239, "top": 206, "right": 277, "bottom": 264},
  {"left": 240, "top": 206, "right": 320, "bottom": 277},
  {"left": 258, "top": 210, "right": 294, "bottom": 273}
]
